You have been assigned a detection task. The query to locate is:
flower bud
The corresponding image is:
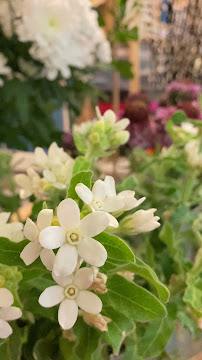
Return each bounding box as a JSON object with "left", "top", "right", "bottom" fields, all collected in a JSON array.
[
  {"left": 89, "top": 267, "right": 108, "bottom": 294},
  {"left": 62, "top": 329, "right": 77, "bottom": 341},
  {"left": 119, "top": 209, "right": 160, "bottom": 235},
  {"left": 81, "top": 311, "right": 111, "bottom": 332},
  {"left": 117, "top": 271, "right": 134, "bottom": 282},
  {"left": 88, "top": 132, "right": 100, "bottom": 145},
  {"left": 110, "top": 131, "right": 130, "bottom": 147}
]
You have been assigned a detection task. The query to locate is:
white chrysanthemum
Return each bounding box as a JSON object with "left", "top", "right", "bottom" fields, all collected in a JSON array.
[
  {"left": 120, "top": 208, "right": 160, "bottom": 235},
  {"left": 185, "top": 140, "right": 202, "bottom": 168},
  {"left": 15, "top": 167, "right": 46, "bottom": 200},
  {"left": 0, "top": 53, "right": 12, "bottom": 87},
  {"left": 20, "top": 209, "right": 55, "bottom": 270},
  {"left": 0, "top": 288, "right": 22, "bottom": 339},
  {"left": 0, "top": 212, "right": 24, "bottom": 243},
  {"left": 39, "top": 267, "right": 102, "bottom": 330},
  {"left": 15, "top": 0, "right": 111, "bottom": 80},
  {"left": 34, "top": 142, "right": 74, "bottom": 190},
  {"left": 39, "top": 198, "right": 109, "bottom": 277}
]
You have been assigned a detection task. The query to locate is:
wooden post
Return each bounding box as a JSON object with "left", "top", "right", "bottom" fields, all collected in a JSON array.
[{"left": 129, "top": 40, "right": 140, "bottom": 93}]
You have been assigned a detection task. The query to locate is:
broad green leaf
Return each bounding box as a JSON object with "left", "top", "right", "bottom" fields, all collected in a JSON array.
[
  {"left": 137, "top": 317, "right": 174, "bottom": 357},
  {"left": 103, "top": 306, "right": 134, "bottom": 355},
  {"left": 122, "top": 335, "right": 143, "bottom": 360},
  {"left": 112, "top": 60, "right": 133, "bottom": 79},
  {"left": 177, "top": 311, "right": 201, "bottom": 338},
  {"left": 183, "top": 279, "right": 202, "bottom": 316},
  {"left": 0, "top": 323, "right": 22, "bottom": 360},
  {"left": 0, "top": 238, "right": 28, "bottom": 267},
  {"left": 33, "top": 338, "right": 59, "bottom": 360},
  {"left": 73, "top": 157, "right": 90, "bottom": 175},
  {"left": 67, "top": 170, "right": 93, "bottom": 201},
  {"left": 159, "top": 222, "right": 184, "bottom": 265},
  {"left": 60, "top": 338, "right": 79, "bottom": 360},
  {"left": 74, "top": 318, "right": 100, "bottom": 360},
  {"left": 110, "top": 258, "right": 170, "bottom": 302},
  {"left": 101, "top": 274, "right": 167, "bottom": 322},
  {"left": 95, "top": 232, "right": 135, "bottom": 273}
]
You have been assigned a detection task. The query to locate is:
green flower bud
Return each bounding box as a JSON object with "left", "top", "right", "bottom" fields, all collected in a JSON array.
[
  {"left": 89, "top": 132, "right": 100, "bottom": 145},
  {"left": 93, "top": 120, "right": 105, "bottom": 135}
]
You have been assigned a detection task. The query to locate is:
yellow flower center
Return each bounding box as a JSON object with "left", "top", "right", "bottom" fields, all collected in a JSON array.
[{"left": 64, "top": 284, "right": 78, "bottom": 299}]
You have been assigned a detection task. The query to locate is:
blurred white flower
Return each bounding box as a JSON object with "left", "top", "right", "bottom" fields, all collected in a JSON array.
[
  {"left": 0, "top": 212, "right": 24, "bottom": 243},
  {"left": 15, "top": 0, "right": 111, "bottom": 80},
  {"left": 35, "top": 142, "right": 74, "bottom": 190},
  {"left": 120, "top": 208, "right": 160, "bottom": 235},
  {"left": 20, "top": 209, "right": 55, "bottom": 270},
  {"left": 15, "top": 167, "right": 46, "bottom": 200},
  {"left": 39, "top": 267, "right": 102, "bottom": 330},
  {"left": 180, "top": 122, "right": 199, "bottom": 136},
  {"left": 39, "top": 198, "right": 109, "bottom": 277},
  {"left": 185, "top": 140, "right": 202, "bottom": 168},
  {"left": 0, "top": 53, "right": 12, "bottom": 86},
  {"left": 0, "top": 288, "right": 22, "bottom": 339}
]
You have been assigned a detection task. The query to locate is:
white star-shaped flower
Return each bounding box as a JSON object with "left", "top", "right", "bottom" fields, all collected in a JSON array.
[
  {"left": 0, "top": 212, "right": 24, "bottom": 242},
  {"left": 39, "top": 267, "right": 102, "bottom": 330},
  {"left": 0, "top": 288, "right": 22, "bottom": 339},
  {"left": 20, "top": 209, "right": 55, "bottom": 270},
  {"left": 39, "top": 199, "right": 109, "bottom": 277},
  {"left": 76, "top": 176, "right": 146, "bottom": 227},
  {"left": 15, "top": 167, "right": 46, "bottom": 200}
]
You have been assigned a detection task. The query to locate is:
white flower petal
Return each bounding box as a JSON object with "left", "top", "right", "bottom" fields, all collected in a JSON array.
[
  {"left": 35, "top": 147, "right": 48, "bottom": 168},
  {"left": 75, "top": 183, "right": 93, "bottom": 204},
  {"left": 40, "top": 248, "right": 55, "bottom": 271},
  {"left": 117, "top": 191, "right": 146, "bottom": 211},
  {"left": 115, "top": 118, "right": 130, "bottom": 131},
  {"left": 52, "top": 272, "right": 73, "bottom": 287},
  {"left": 0, "top": 319, "right": 12, "bottom": 339},
  {"left": 37, "top": 209, "right": 53, "bottom": 231},
  {"left": 39, "top": 285, "right": 64, "bottom": 308},
  {"left": 103, "top": 197, "right": 124, "bottom": 212},
  {"left": 57, "top": 199, "right": 80, "bottom": 230},
  {"left": 0, "top": 307, "right": 22, "bottom": 321},
  {"left": 0, "top": 212, "right": 10, "bottom": 226},
  {"left": 0, "top": 288, "right": 13, "bottom": 307},
  {"left": 24, "top": 218, "right": 39, "bottom": 242},
  {"left": 92, "top": 180, "right": 107, "bottom": 201},
  {"left": 43, "top": 169, "right": 56, "bottom": 184},
  {"left": 39, "top": 226, "right": 65, "bottom": 249},
  {"left": 76, "top": 290, "right": 102, "bottom": 314},
  {"left": 74, "top": 268, "right": 93, "bottom": 290},
  {"left": 58, "top": 299, "right": 78, "bottom": 330},
  {"left": 20, "top": 241, "right": 41, "bottom": 266},
  {"left": 53, "top": 244, "right": 78, "bottom": 277},
  {"left": 104, "top": 176, "right": 116, "bottom": 196},
  {"left": 15, "top": 174, "right": 32, "bottom": 194},
  {"left": 80, "top": 211, "right": 109, "bottom": 237},
  {"left": 107, "top": 213, "right": 119, "bottom": 228},
  {"left": 77, "top": 237, "right": 107, "bottom": 267}
]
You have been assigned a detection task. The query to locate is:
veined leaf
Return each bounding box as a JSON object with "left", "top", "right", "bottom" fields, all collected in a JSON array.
[
  {"left": 67, "top": 170, "right": 93, "bottom": 201},
  {"left": 101, "top": 274, "right": 167, "bottom": 322},
  {"left": 73, "top": 157, "right": 90, "bottom": 175}
]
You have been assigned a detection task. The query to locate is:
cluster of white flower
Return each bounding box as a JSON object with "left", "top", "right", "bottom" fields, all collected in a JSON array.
[
  {"left": 14, "top": 0, "right": 111, "bottom": 80},
  {"left": 0, "top": 53, "right": 12, "bottom": 87},
  {"left": 15, "top": 142, "right": 74, "bottom": 199},
  {"left": 185, "top": 140, "right": 202, "bottom": 168},
  {"left": 0, "top": 288, "right": 22, "bottom": 339},
  {"left": 0, "top": 212, "right": 23, "bottom": 243},
  {"left": 18, "top": 173, "right": 160, "bottom": 330}
]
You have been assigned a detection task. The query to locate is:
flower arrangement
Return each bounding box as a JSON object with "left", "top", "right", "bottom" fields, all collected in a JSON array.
[
  {"left": 0, "top": 0, "right": 111, "bottom": 149},
  {"left": 0, "top": 109, "right": 172, "bottom": 359}
]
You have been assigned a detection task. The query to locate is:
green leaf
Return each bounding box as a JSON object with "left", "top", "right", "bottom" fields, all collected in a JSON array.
[
  {"left": 112, "top": 60, "right": 133, "bottom": 79},
  {"left": 159, "top": 222, "right": 184, "bottom": 265},
  {"left": 33, "top": 338, "right": 58, "bottom": 360},
  {"left": 177, "top": 311, "right": 201, "bottom": 338},
  {"left": 183, "top": 279, "right": 202, "bottom": 316},
  {"left": 67, "top": 170, "right": 93, "bottom": 201},
  {"left": 101, "top": 274, "right": 167, "bottom": 322},
  {"left": 74, "top": 318, "right": 100, "bottom": 360},
  {"left": 122, "top": 335, "right": 143, "bottom": 360},
  {"left": 103, "top": 306, "right": 134, "bottom": 355},
  {"left": 73, "top": 157, "right": 90, "bottom": 175},
  {"left": 0, "top": 238, "right": 28, "bottom": 267},
  {"left": 60, "top": 337, "right": 79, "bottom": 360},
  {"left": 110, "top": 258, "right": 170, "bottom": 302},
  {"left": 0, "top": 323, "right": 22, "bottom": 360},
  {"left": 116, "top": 175, "right": 138, "bottom": 192},
  {"left": 137, "top": 316, "right": 174, "bottom": 357},
  {"left": 95, "top": 232, "right": 135, "bottom": 273}
]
